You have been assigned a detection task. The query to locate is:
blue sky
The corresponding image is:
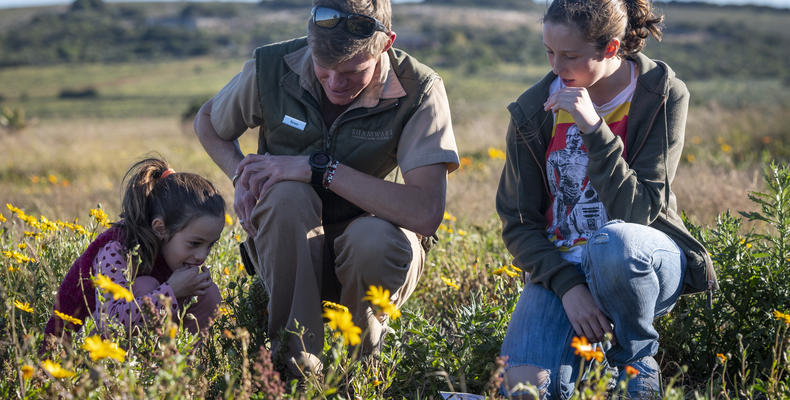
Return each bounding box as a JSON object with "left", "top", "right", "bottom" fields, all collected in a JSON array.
[{"left": 1, "top": 0, "right": 789, "bottom": 9}]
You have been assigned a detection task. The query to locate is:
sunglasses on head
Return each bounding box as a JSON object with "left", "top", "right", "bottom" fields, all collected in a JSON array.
[{"left": 311, "top": 6, "right": 388, "bottom": 38}]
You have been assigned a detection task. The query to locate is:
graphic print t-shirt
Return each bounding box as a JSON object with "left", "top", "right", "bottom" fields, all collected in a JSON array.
[{"left": 545, "top": 61, "right": 637, "bottom": 264}]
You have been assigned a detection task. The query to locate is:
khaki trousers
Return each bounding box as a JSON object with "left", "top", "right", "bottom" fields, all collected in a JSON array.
[{"left": 244, "top": 181, "right": 424, "bottom": 360}]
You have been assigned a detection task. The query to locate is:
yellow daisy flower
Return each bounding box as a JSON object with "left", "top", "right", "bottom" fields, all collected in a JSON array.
[
  {"left": 93, "top": 274, "right": 133, "bottom": 302},
  {"left": 21, "top": 364, "right": 34, "bottom": 380},
  {"left": 488, "top": 147, "right": 506, "bottom": 160},
  {"left": 440, "top": 276, "right": 460, "bottom": 290},
  {"left": 322, "top": 307, "right": 361, "bottom": 346},
  {"left": 168, "top": 324, "right": 178, "bottom": 339},
  {"left": 14, "top": 300, "right": 33, "bottom": 313},
  {"left": 82, "top": 335, "right": 126, "bottom": 362},
  {"left": 89, "top": 208, "right": 112, "bottom": 228},
  {"left": 492, "top": 264, "right": 521, "bottom": 278},
  {"left": 41, "top": 359, "right": 75, "bottom": 379},
  {"left": 773, "top": 310, "right": 790, "bottom": 325},
  {"left": 3, "top": 250, "right": 35, "bottom": 264},
  {"left": 363, "top": 285, "right": 401, "bottom": 320},
  {"left": 54, "top": 310, "right": 82, "bottom": 326},
  {"left": 322, "top": 300, "right": 349, "bottom": 313}
]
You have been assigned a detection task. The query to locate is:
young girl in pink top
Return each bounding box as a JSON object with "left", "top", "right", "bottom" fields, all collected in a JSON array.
[{"left": 45, "top": 158, "right": 225, "bottom": 338}]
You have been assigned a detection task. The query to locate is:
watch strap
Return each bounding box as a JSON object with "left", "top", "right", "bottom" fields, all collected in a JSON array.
[{"left": 311, "top": 167, "right": 325, "bottom": 186}]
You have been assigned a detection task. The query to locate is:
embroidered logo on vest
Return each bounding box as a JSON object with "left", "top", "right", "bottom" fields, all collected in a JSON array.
[{"left": 351, "top": 128, "right": 393, "bottom": 140}]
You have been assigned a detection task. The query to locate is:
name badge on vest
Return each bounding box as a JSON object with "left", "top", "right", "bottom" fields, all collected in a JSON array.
[{"left": 282, "top": 115, "right": 306, "bottom": 132}]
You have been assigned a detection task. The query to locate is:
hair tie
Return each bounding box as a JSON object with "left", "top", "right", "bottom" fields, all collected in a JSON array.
[{"left": 160, "top": 168, "right": 176, "bottom": 179}]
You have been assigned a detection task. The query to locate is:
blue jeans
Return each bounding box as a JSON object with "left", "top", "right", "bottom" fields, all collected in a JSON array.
[{"left": 500, "top": 221, "right": 686, "bottom": 399}]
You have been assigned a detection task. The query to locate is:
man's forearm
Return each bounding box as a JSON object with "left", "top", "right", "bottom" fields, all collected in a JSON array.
[{"left": 328, "top": 163, "right": 447, "bottom": 236}]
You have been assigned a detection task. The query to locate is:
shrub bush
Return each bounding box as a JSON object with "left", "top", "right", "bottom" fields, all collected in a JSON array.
[
  {"left": 1, "top": 164, "right": 789, "bottom": 398},
  {"left": 0, "top": 106, "right": 29, "bottom": 132},
  {"left": 658, "top": 161, "right": 790, "bottom": 395},
  {"left": 58, "top": 87, "right": 99, "bottom": 99}
]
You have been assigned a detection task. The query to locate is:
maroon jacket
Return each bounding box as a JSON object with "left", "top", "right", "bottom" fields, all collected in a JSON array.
[{"left": 44, "top": 226, "right": 172, "bottom": 337}]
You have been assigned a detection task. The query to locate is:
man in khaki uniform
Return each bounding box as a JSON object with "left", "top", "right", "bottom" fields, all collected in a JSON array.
[{"left": 193, "top": 0, "right": 458, "bottom": 376}]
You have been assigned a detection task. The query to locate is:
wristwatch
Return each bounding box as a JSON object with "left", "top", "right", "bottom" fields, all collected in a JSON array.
[{"left": 308, "top": 151, "right": 332, "bottom": 187}]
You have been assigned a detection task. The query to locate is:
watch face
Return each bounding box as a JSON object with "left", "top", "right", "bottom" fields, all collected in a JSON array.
[{"left": 310, "top": 152, "right": 331, "bottom": 168}]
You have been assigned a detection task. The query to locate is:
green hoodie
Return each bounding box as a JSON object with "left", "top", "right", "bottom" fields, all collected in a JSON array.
[{"left": 496, "top": 52, "right": 718, "bottom": 301}]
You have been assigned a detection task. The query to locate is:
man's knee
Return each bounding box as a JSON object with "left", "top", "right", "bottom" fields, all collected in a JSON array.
[
  {"left": 256, "top": 181, "right": 317, "bottom": 214},
  {"left": 502, "top": 364, "right": 549, "bottom": 400},
  {"left": 335, "top": 217, "right": 413, "bottom": 281},
  {"left": 340, "top": 217, "right": 411, "bottom": 260}
]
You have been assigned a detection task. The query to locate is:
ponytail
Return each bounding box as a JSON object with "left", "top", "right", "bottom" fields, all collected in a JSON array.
[
  {"left": 621, "top": 0, "right": 663, "bottom": 55},
  {"left": 544, "top": 0, "right": 664, "bottom": 55},
  {"left": 117, "top": 157, "right": 225, "bottom": 275},
  {"left": 118, "top": 158, "right": 172, "bottom": 276}
]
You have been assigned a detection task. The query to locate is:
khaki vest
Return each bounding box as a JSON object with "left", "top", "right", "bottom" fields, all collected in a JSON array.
[{"left": 254, "top": 37, "right": 438, "bottom": 223}]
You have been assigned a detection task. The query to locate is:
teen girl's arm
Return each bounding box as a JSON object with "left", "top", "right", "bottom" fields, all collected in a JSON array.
[
  {"left": 92, "top": 241, "right": 178, "bottom": 327},
  {"left": 583, "top": 78, "right": 689, "bottom": 225}
]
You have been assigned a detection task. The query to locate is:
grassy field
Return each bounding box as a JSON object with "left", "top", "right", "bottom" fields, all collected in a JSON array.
[
  {"left": 0, "top": 55, "right": 778, "bottom": 226},
  {"left": 1, "top": 1, "right": 790, "bottom": 399}
]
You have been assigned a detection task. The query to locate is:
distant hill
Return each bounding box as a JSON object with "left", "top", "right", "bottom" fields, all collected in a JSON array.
[
  {"left": 0, "top": 0, "right": 788, "bottom": 82},
  {"left": 422, "top": 0, "right": 540, "bottom": 9}
]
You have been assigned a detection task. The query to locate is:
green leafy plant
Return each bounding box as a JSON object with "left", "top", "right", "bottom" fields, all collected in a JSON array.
[
  {"left": 0, "top": 106, "right": 28, "bottom": 132},
  {"left": 658, "top": 161, "right": 790, "bottom": 397}
]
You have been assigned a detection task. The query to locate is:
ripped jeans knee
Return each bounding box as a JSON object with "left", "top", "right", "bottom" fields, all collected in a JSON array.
[{"left": 501, "top": 364, "right": 550, "bottom": 399}]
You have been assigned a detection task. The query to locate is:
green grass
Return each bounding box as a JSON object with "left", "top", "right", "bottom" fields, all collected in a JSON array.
[
  {"left": 0, "top": 57, "right": 539, "bottom": 121},
  {"left": 0, "top": 58, "right": 245, "bottom": 118},
  {"left": 1, "top": 168, "right": 790, "bottom": 398},
  {"left": 0, "top": 2, "right": 789, "bottom": 396},
  {"left": 686, "top": 78, "right": 790, "bottom": 108}
]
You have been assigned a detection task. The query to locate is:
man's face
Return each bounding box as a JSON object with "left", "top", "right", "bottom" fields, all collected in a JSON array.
[{"left": 313, "top": 52, "right": 379, "bottom": 106}]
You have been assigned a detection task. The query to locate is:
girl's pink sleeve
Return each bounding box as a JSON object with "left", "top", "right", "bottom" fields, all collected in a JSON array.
[{"left": 92, "top": 241, "right": 178, "bottom": 327}]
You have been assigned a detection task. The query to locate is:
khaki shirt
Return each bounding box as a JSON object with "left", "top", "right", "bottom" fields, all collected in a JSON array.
[{"left": 210, "top": 47, "right": 459, "bottom": 174}]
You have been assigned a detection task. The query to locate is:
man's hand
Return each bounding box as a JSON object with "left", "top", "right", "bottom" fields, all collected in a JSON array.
[
  {"left": 561, "top": 284, "right": 613, "bottom": 343},
  {"left": 234, "top": 180, "right": 258, "bottom": 236},
  {"left": 543, "top": 87, "right": 602, "bottom": 133},
  {"left": 233, "top": 153, "right": 311, "bottom": 235}
]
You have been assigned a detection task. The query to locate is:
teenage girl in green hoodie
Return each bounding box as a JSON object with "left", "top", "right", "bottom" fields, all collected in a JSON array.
[{"left": 496, "top": 0, "right": 716, "bottom": 398}]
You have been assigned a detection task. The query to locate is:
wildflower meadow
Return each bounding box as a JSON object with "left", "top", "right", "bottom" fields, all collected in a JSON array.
[
  {"left": 1, "top": 1, "right": 790, "bottom": 398},
  {"left": 1, "top": 161, "right": 789, "bottom": 399}
]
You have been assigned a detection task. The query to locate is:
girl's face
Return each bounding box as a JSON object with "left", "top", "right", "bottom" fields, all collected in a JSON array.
[
  {"left": 543, "top": 21, "right": 608, "bottom": 89},
  {"left": 159, "top": 214, "right": 224, "bottom": 272}
]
